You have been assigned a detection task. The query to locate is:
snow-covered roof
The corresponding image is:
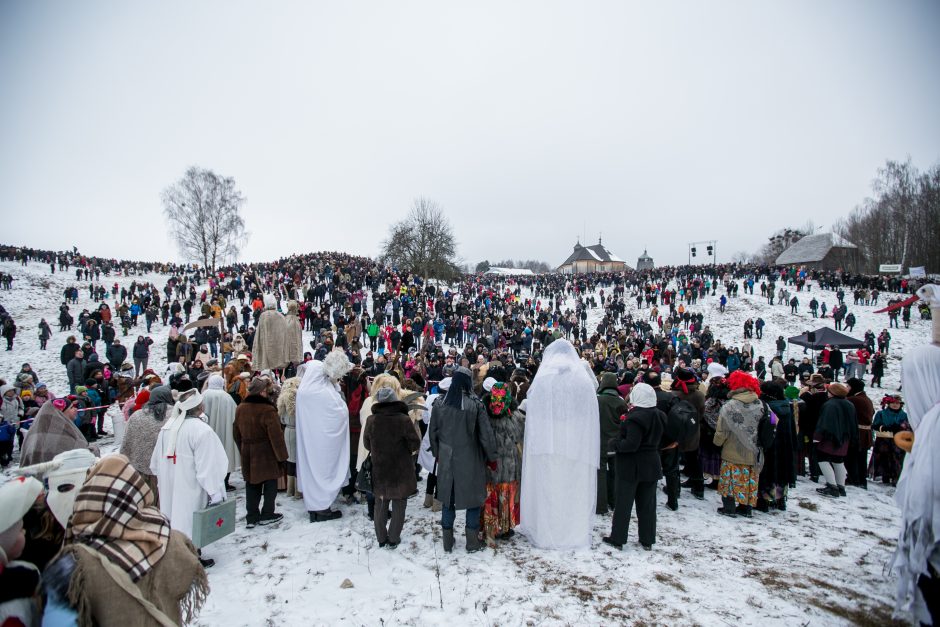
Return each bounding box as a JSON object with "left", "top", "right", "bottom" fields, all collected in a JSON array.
[
  {"left": 775, "top": 233, "right": 857, "bottom": 265},
  {"left": 559, "top": 242, "right": 630, "bottom": 268},
  {"left": 485, "top": 267, "right": 535, "bottom": 276}
]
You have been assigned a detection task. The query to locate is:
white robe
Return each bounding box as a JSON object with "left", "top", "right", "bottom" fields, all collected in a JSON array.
[
  {"left": 418, "top": 392, "right": 440, "bottom": 473},
  {"left": 517, "top": 340, "right": 599, "bottom": 550},
  {"left": 202, "top": 388, "right": 240, "bottom": 474},
  {"left": 150, "top": 416, "right": 229, "bottom": 540},
  {"left": 296, "top": 361, "right": 350, "bottom": 511}
]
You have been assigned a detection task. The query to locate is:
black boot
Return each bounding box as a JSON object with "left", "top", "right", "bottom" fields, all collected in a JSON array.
[
  {"left": 837, "top": 485, "right": 847, "bottom": 497},
  {"left": 717, "top": 496, "right": 737, "bottom": 517},
  {"left": 755, "top": 498, "right": 769, "bottom": 513},
  {"left": 776, "top": 498, "right": 787, "bottom": 511},
  {"left": 816, "top": 484, "right": 839, "bottom": 498},
  {"left": 465, "top": 528, "right": 484, "bottom": 553},
  {"left": 442, "top": 528, "right": 455, "bottom": 553}
]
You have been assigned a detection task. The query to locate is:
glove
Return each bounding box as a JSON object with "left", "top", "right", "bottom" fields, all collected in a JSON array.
[
  {"left": 208, "top": 492, "right": 223, "bottom": 505},
  {"left": 486, "top": 460, "right": 498, "bottom": 471}
]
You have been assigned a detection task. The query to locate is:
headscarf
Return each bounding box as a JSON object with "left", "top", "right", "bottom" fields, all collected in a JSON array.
[
  {"left": 487, "top": 382, "right": 512, "bottom": 417},
  {"left": 444, "top": 367, "right": 473, "bottom": 408},
  {"left": 66, "top": 454, "right": 170, "bottom": 581},
  {"left": 629, "top": 382, "right": 657, "bottom": 408},
  {"left": 207, "top": 374, "right": 225, "bottom": 390},
  {"left": 157, "top": 390, "right": 203, "bottom": 462},
  {"left": 145, "top": 386, "right": 174, "bottom": 422}
]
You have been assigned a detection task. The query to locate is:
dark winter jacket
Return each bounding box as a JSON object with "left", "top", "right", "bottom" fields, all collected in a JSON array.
[
  {"left": 671, "top": 382, "right": 705, "bottom": 453},
  {"left": 133, "top": 338, "right": 152, "bottom": 359},
  {"left": 60, "top": 342, "right": 80, "bottom": 366},
  {"left": 233, "top": 395, "right": 289, "bottom": 484},
  {"left": 83, "top": 356, "right": 104, "bottom": 382},
  {"left": 612, "top": 406, "right": 665, "bottom": 483},
  {"left": 66, "top": 357, "right": 85, "bottom": 393},
  {"left": 762, "top": 398, "right": 798, "bottom": 487},
  {"left": 106, "top": 343, "right": 127, "bottom": 368},
  {"left": 429, "top": 393, "right": 497, "bottom": 510},
  {"left": 363, "top": 400, "right": 421, "bottom": 500},
  {"left": 597, "top": 373, "right": 627, "bottom": 459}
]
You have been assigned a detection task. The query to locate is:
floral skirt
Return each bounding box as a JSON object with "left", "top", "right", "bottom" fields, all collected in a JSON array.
[
  {"left": 718, "top": 461, "right": 758, "bottom": 506},
  {"left": 482, "top": 482, "right": 520, "bottom": 541}
]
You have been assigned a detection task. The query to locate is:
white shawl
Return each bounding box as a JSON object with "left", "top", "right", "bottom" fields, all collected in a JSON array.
[{"left": 295, "top": 360, "right": 350, "bottom": 511}]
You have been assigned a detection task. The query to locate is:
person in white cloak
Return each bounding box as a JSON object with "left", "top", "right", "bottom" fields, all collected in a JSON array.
[
  {"left": 202, "top": 374, "right": 240, "bottom": 492},
  {"left": 150, "top": 388, "right": 229, "bottom": 567},
  {"left": 892, "top": 284, "right": 940, "bottom": 625},
  {"left": 296, "top": 350, "right": 354, "bottom": 522},
  {"left": 517, "top": 339, "right": 600, "bottom": 550}
]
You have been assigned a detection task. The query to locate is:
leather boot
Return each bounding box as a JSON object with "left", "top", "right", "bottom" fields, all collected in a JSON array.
[
  {"left": 465, "top": 528, "right": 484, "bottom": 553},
  {"left": 442, "top": 528, "right": 455, "bottom": 553},
  {"left": 776, "top": 498, "right": 787, "bottom": 511},
  {"left": 717, "top": 496, "right": 737, "bottom": 517}
]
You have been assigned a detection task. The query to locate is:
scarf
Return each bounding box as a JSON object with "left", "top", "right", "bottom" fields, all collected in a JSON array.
[
  {"left": 145, "top": 386, "right": 175, "bottom": 422},
  {"left": 158, "top": 390, "right": 203, "bottom": 462},
  {"left": 66, "top": 454, "right": 170, "bottom": 581}
]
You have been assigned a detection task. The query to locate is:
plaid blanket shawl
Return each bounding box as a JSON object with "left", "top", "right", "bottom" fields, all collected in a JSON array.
[
  {"left": 19, "top": 402, "right": 98, "bottom": 467},
  {"left": 67, "top": 454, "right": 170, "bottom": 581}
]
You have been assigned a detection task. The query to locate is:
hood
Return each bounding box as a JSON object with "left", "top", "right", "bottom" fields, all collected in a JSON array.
[{"left": 597, "top": 372, "right": 619, "bottom": 393}]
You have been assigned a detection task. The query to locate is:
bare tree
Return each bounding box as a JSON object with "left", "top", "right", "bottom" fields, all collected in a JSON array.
[
  {"left": 379, "top": 197, "right": 461, "bottom": 283},
  {"left": 162, "top": 166, "right": 248, "bottom": 272}
]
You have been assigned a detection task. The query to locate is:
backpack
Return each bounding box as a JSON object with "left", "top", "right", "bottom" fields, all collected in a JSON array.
[
  {"left": 757, "top": 402, "right": 776, "bottom": 449},
  {"left": 665, "top": 397, "right": 699, "bottom": 445}
]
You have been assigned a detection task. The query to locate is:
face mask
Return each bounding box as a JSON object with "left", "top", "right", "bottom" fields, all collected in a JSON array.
[{"left": 47, "top": 466, "right": 92, "bottom": 527}]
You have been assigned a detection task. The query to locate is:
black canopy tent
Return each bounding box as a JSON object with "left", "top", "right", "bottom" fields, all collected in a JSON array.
[{"left": 787, "top": 327, "right": 865, "bottom": 350}]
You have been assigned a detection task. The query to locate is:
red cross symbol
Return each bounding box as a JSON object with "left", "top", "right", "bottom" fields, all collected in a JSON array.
[
  {"left": 167, "top": 454, "right": 177, "bottom": 465},
  {"left": 216, "top": 518, "right": 224, "bottom": 528}
]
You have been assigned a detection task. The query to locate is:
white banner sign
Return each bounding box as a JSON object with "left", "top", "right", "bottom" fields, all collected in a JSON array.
[
  {"left": 909, "top": 266, "right": 926, "bottom": 277},
  {"left": 879, "top": 264, "right": 902, "bottom": 273}
]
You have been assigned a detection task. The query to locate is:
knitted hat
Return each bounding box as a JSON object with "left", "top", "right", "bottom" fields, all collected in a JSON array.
[{"left": 827, "top": 382, "right": 849, "bottom": 398}]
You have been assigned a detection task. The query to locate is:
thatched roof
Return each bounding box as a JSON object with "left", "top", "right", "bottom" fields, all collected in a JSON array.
[{"left": 775, "top": 233, "right": 857, "bottom": 265}]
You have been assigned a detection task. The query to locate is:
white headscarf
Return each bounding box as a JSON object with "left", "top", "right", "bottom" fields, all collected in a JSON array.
[
  {"left": 892, "top": 287, "right": 940, "bottom": 623},
  {"left": 629, "top": 382, "right": 657, "bottom": 409},
  {"left": 207, "top": 374, "right": 225, "bottom": 391},
  {"left": 158, "top": 389, "right": 203, "bottom": 462}
]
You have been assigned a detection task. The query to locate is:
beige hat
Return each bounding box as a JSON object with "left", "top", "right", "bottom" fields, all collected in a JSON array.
[{"left": 0, "top": 476, "right": 43, "bottom": 533}]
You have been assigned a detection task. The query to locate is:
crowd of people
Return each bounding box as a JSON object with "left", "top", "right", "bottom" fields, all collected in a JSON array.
[{"left": 0, "top": 244, "right": 936, "bottom": 626}]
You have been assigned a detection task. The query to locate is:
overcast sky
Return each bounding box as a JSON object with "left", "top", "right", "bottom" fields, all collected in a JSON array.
[{"left": 1, "top": 1, "right": 938, "bottom": 268}]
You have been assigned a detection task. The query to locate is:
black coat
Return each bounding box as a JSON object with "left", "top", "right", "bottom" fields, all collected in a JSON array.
[
  {"left": 759, "top": 399, "right": 799, "bottom": 489},
  {"left": 363, "top": 400, "right": 421, "bottom": 500},
  {"left": 612, "top": 406, "right": 665, "bottom": 483},
  {"left": 60, "top": 342, "right": 80, "bottom": 365}
]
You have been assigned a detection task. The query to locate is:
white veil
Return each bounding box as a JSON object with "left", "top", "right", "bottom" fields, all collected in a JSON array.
[
  {"left": 518, "top": 339, "right": 599, "bottom": 550},
  {"left": 523, "top": 339, "right": 600, "bottom": 465},
  {"left": 295, "top": 360, "right": 351, "bottom": 511}
]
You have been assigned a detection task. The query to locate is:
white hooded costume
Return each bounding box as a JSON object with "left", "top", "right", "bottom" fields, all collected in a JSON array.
[
  {"left": 295, "top": 351, "right": 353, "bottom": 512},
  {"left": 418, "top": 377, "right": 451, "bottom": 474},
  {"left": 149, "top": 389, "right": 229, "bottom": 540},
  {"left": 517, "top": 339, "right": 600, "bottom": 550},
  {"left": 893, "top": 284, "right": 940, "bottom": 624},
  {"left": 202, "top": 374, "right": 240, "bottom": 474}
]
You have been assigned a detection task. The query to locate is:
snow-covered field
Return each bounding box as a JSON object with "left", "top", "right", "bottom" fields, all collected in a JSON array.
[{"left": 0, "top": 260, "right": 929, "bottom": 626}]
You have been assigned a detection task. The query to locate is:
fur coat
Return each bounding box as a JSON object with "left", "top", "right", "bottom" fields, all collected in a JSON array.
[
  {"left": 284, "top": 301, "right": 303, "bottom": 366},
  {"left": 277, "top": 376, "right": 301, "bottom": 463}
]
